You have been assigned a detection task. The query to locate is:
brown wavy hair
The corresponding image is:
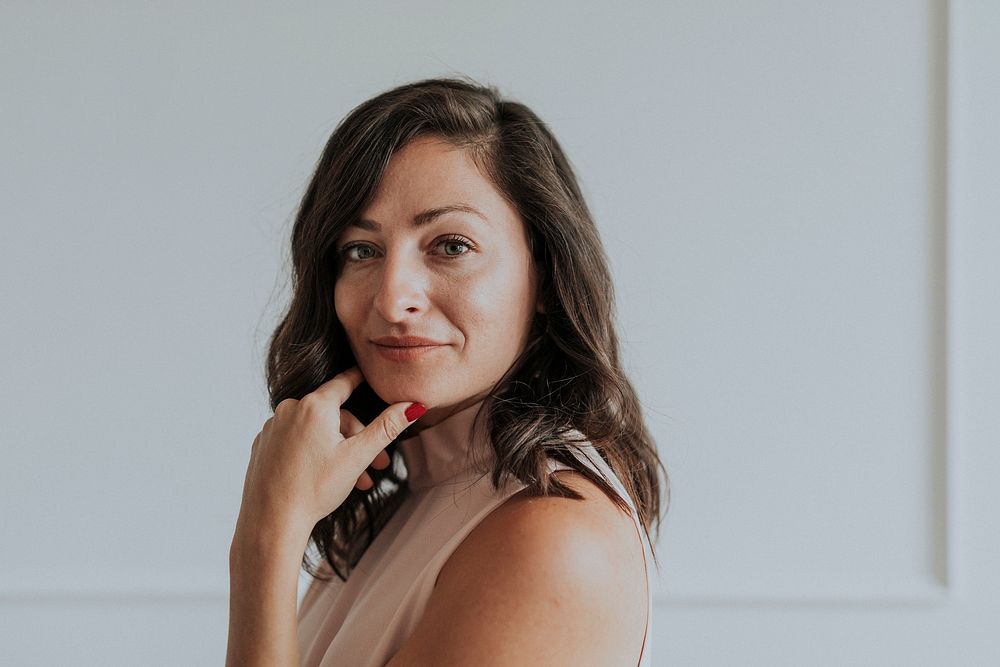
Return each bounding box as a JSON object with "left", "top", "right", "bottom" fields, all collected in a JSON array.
[{"left": 264, "top": 75, "right": 670, "bottom": 582}]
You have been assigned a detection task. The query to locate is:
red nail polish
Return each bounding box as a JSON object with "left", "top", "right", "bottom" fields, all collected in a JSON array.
[{"left": 405, "top": 402, "right": 427, "bottom": 421}]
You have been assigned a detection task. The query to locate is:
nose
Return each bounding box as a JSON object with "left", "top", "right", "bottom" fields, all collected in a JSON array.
[{"left": 372, "top": 247, "right": 430, "bottom": 323}]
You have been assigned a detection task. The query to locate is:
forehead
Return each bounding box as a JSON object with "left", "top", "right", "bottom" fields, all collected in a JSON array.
[{"left": 358, "top": 136, "right": 517, "bottom": 231}]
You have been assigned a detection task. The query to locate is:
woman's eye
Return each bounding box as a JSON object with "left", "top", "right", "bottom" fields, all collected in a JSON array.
[
  {"left": 438, "top": 236, "right": 474, "bottom": 256},
  {"left": 341, "top": 244, "right": 377, "bottom": 261}
]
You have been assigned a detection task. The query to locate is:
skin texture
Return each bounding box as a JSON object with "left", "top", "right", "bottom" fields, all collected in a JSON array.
[{"left": 334, "top": 135, "right": 543, "bottom": 425}]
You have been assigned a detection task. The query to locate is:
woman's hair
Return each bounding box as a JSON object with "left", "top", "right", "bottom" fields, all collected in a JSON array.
[{"left": 265, "top": 74, "right": 670, "bottom": 582}]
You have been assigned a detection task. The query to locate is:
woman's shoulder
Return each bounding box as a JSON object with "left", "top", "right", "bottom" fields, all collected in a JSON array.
[
  {"left": 502, "top": 467, "right": 644, "bottom": 564},
  {"left": 462, "top": 466, "right": 646, "bottom": 588},
  {"left": 389, "top": 467, "right": 648, "bottom": 664},
  {"left": 466, "top": 466, "right": 645, "bottom": 604},
  {"left": 486, "top": 433, "right": 642, "bottom": 564}
]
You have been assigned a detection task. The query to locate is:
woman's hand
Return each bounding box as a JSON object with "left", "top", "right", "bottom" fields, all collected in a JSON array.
[{"left": 235, "top": 366, "right": 425, "bottom": 540}]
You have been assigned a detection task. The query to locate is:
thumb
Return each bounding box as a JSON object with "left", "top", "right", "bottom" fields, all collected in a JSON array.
[{"left": 353, "top": 401, "right": 427, "bottom": 456}]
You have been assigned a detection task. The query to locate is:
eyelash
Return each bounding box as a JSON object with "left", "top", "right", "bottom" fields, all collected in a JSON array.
[{"left": 337, "top": 235, "right": 477, "bottom": 263}]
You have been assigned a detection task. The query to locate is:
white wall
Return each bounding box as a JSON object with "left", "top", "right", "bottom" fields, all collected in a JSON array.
[{"left": 1, "top": 1, "right": 996, "bottom": 665}]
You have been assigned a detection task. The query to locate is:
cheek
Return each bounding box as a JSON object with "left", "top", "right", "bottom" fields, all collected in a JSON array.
[
  {"left": 458, "top": 265, "right": 533, "bottom": 341},
  {"left": 334, "top": 281, "right": 360, "bottom": 335}
]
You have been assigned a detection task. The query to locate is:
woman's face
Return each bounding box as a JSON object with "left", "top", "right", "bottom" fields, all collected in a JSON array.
[{"left": 334, "top": 135, "right": 542, "bottom": 424}]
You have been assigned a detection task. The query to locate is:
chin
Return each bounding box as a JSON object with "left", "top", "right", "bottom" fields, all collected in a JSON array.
[
  {"left": 363, "top": 361, "right": 486, "bottom": 407},
  {"left": 364, "top": 372, "right": 438, "bottom": 407}
]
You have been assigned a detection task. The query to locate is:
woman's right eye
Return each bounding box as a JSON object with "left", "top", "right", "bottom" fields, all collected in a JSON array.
[{"left": 339, "top": 243, "right": 378, "bottom": 262}]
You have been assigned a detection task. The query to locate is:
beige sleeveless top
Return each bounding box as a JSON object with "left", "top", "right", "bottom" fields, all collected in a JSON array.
[{"left": 297, "top": 399, "right": 654, "bottom": 666}]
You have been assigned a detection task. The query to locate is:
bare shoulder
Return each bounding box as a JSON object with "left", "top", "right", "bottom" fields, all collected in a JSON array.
[{"left": 385, "top": 469, "right": 647, "bottom": 666}]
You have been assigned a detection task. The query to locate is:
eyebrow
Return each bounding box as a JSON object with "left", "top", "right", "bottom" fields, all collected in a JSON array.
[{"left": 351, "top": 203, "right": 489, "bottom": 231}]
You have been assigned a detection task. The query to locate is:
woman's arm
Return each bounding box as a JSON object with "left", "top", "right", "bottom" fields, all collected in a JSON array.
[
  {"left": 226, "top": 517, "right": 310, "bottom": 667},
  {"left": 225, "top": 367, "right": 425, "bottom": 665}
]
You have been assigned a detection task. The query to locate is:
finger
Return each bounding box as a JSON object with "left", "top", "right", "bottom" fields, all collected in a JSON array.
[
  {"left": 349, "top": 401, "right": 426, "bottom": 466},
  {"left": 310, "top": 366, "right": 365, "bottom": 407},
  {"left": 343, "top": 409, "right": 390, "bottom": 470},
  {"left": 340, "top": 409, "right": 365, "bottom": 438},
  {"left": 371, "top": 449, "right": 390, "bottom": 470},
  {"left": 355, "top": 470, "right": 374, "bottom": 491}
]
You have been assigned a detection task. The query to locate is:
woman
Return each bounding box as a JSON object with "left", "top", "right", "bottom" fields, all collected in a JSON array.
[{"left": 227, "top": 76, "right": 669, "bottom": 666}]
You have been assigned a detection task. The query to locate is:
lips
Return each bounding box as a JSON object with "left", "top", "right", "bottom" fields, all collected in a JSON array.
[
  {"left": 372, "top": 338, "right": 445, "bottom": 362},
  {"left": 372, "top": 335, "right": 446, "bottom": 347}
]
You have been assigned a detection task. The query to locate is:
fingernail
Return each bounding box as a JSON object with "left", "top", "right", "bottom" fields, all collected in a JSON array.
[{"left": 405, "top": 402, "right": 427, "bottom": 421}]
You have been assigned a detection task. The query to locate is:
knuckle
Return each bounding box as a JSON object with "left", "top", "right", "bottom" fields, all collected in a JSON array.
[
  {"left": 379, "top": 416, "right": 398, "bottom": 442},
  {"left": 382, "top": 417, "right": 405, "bottom": 442},
  {"left": 298, "top": 395, "right": 326, "bottom": 425},
  {"left": 299, "top": 393, "right": 321, "bottom": 413}
]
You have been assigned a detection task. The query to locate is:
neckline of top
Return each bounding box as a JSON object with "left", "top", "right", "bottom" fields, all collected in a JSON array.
[{"left": 396, "top": 398, "right": 493, "bottom": 490}]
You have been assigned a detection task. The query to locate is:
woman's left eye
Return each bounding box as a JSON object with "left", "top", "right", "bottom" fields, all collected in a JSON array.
[{"left": 437, "top": 235, "right": 475, "bottom": 257}]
